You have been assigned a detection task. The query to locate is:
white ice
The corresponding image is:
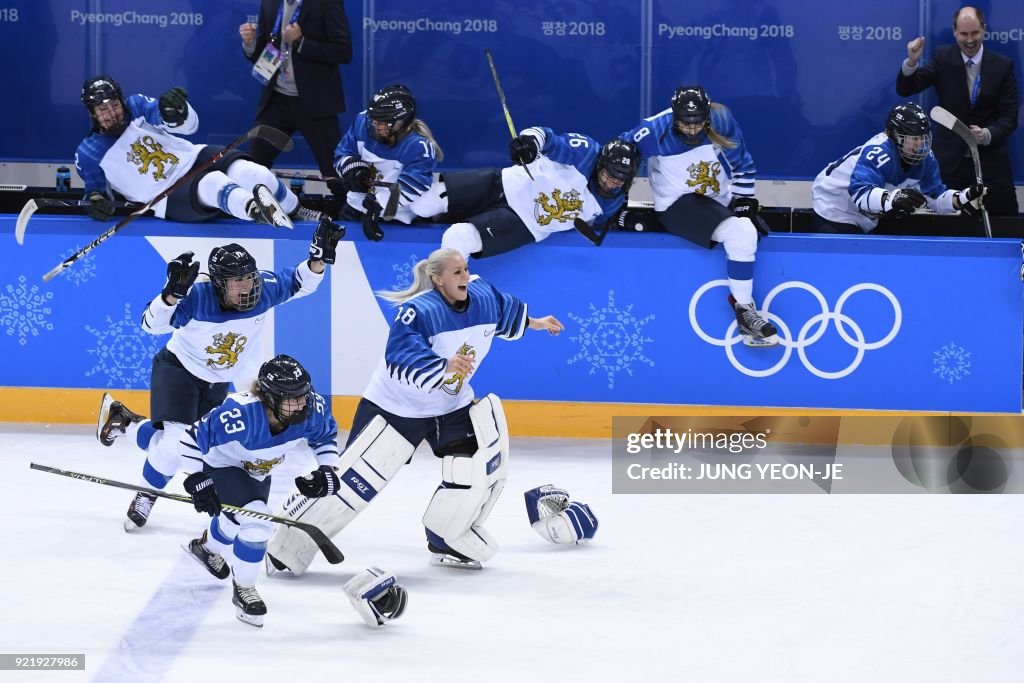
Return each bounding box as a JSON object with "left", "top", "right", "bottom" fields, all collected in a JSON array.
[{"left": 2, "top": 423, "right": 1023, "bottom": 683}]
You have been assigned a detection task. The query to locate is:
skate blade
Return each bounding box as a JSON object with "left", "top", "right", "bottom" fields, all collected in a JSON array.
[
  {"left": 96, "top": 392, "right": 113, "bottom": 444},
  {"left": 430, "top": 553, "right": 482, "bottom": 570},
  {"left": 741, "top": 334, "right": 779, "bottom": 348},
  {"left": 235, "top": 609, "right": 264, "bottom": 628},
  {"left": 124, "top": 517, "right": 143, "bottom": 532}
]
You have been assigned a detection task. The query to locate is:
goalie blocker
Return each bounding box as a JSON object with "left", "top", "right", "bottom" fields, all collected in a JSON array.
[{"left": 266, "top": 394, "right": 511, "bottom": 574}]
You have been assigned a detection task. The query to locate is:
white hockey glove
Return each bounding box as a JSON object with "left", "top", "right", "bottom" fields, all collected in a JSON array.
[
  {"left": 343, "top": 567, "right": 409, "bottom": 628},
  {"left": 524, "top": 485, "right": 599, "bottom": 544}
]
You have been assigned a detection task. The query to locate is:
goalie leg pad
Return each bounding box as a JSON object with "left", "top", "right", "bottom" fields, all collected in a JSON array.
[
  {"left": 344, "top": 567, "right": 409, "bottom": 628},
  {"left": 266, "top": 415, "right": 414, "bottom": 575},
  {"left": 422, "top": 394, "right": 509, "bottom": 563}
]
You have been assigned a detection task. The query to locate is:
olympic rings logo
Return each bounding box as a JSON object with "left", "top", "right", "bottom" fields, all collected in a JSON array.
[{"left": 688, "top": 280, "right": 902, "bottom": 379}]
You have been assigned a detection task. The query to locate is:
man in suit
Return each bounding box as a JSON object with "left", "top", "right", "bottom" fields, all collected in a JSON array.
[
  {"left": 239, "top": 0, "right": 352, "bottom": 206},
  {"left": 896, "top": 6, "right": 1019, "bottom": 216}
]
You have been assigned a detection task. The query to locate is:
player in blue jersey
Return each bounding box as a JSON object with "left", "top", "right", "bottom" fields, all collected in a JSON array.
[
  {"left": 96, "top": 220, "right": 344, "bottom": 531},
  {"left": 75, "top": 75, "right": 320, "bottom": 229},
  {"left": 333, "top": 84, "right": 443, "bottom": 240},
  {"left": 430, "top": 129, "right": 639, "bottom": 258},
  {"left": 264, "top": 247, "right": 567, "bottom": 574},
  {"left": 811, "top": 102, "right": 988, "bottom": 234},
  {"left": 621, "top": 86, "right": 778, "bottom": 347}
]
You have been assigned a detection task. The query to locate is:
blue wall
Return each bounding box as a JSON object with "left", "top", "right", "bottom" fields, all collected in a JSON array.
[
  {"left": 3, "top": 1, "right": 1022, "bottom": 180},
  {"left": 2, "top": 215, "right": 1021, "bottom": 413}
]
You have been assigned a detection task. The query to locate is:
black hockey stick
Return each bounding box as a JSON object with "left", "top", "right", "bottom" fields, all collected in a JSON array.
[
  {"left": 30, "top": 462, "right": 344, "bottom": 564},
  {"left": 15, "top": 198, "right": 144, "bottom": 245},
  {"left": 484, "top": 48, "right": 534, "bottom": 181},
  {"left": 929, "top": 106, "right": 992, "bottom": 238},
  {"left": 573, "top": 218, "right": 611, "bottom": 246},
  {"left": 40, "top": 125, "right": 293, "bottom": 282}
]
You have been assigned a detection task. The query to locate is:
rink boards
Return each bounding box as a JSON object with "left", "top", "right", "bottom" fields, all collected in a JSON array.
[{"left": 1, "top": 215, "right": 1021, "bottom": 434}]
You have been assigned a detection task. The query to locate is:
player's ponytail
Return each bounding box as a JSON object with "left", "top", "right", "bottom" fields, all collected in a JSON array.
[
  {"left": 376, "top": 247, "right": 462, "bottom": 304},
  {"left": 409, "top": 119, "right": 444, "bottom": 162}
]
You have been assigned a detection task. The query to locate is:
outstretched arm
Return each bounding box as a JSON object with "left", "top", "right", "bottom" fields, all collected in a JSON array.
[{"left": 528, "top": 316, "right": 565, "bottom": 335}]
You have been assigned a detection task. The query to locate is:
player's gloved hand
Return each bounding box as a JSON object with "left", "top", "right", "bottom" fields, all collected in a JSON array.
[
  {"left": 362, "top": 194, "right": 385, "bottom": 242},
  {"left": 294, "top": 465, "right": 340, "bottom": 498},
  {"left": 615, "top": 208, "right": 661, "bottom": 232},
  {"left": 729, "top": 196, "right": 760, "bottom": 217},
  {"left": 162, "top": 251, "right": 200, "bottom": 301},
  {"left": 344, "top": 567, "right": 409, "bottom": 628},
  {"left": 955, "top": 183, "right": 987, "bottom": 215},
  {"left": 340, "top": 157, "right": 373, "bottom": 193},
  {"left": 159, "top": 86, "right": 189, "bottom": 126},
  {"left": 508, "top": 134, "right": 540, "bottom": 165},
  {"left": 309, "top": 217, "right": 345, "bottom": 264},
  {"left": 84, "top": 191, "right": 115, "bottom": 221},
  {"left": 881, "top": 188, "right": 927, "bottom": 215},
  {"left": 183, "top": 471, "right": 222, "bottom": 517}
]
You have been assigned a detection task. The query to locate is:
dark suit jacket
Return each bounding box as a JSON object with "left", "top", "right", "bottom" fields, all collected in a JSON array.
[
  {"left": 247, "top": 0, "right": 353, "bottom": 119},
  {"left": 896, "top": 44, "right": 1018, "bottom": 182}
]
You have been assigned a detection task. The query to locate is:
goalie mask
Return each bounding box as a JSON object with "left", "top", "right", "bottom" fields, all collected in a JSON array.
[
  {"left": 208, "top": 243, "right": 262, "bottom": 312},
  {"left": 671, "top": 85, "right": 711, "bottom": 145},
  {"left": 257, "top": 354, "right": 314, "bottom": 426},
  {"left": 592, "top": 140, "right": 640, "bottom": 198},
  {"left": 82, "top": 76, "right": 129, "bottom": 135},
  {"left": 366, "top": 85, "right": 416, "bottom": 144},
  {"left": 886, "top": 103, "right": 932, "bottom": 166}
]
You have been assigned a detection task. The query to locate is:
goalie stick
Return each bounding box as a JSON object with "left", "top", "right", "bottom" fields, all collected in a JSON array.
[
  {"left": 40, "top": 125, "right": 293, "bottom": 282},
  {"left": 929, "top": 106, "right": 992, "bottom": 238},
  {"left": 16, "top": 199, "right": 142, "bottom": 245},
  {"left": 484, "top": 48, "right": 534, "bottom": 181},
  {"left": 30, "top": 462, "right": 345, "bottom": 564}
]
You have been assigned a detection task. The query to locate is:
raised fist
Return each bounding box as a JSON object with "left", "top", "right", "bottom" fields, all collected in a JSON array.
[
  {"left": 84, "top": 191, "right": 114, "bottom": 221},
  {"left": 159, "top": 87, "right": 188, "bottom": 126},
  {"left": 907, "top": 36, "right": 925, "bottom": 66},
  {"left": 508, "top": 135, "right": 540, "bottom": 165},
  {"left": 309, "top": 217, "right": 345, "bottom": 264},
  {"left": 162, "top": 251, "right": 200, "bottom": 302}
]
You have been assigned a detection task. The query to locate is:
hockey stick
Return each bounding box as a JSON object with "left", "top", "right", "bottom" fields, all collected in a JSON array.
[
  {"left": 16, "top": 199, "right": 143, "bottom": 245},
  {"left": 929, "top": 106, "right": 992, "bottom": 238},
  {"left": 573, "top": 218, "right": 611, "bottom": 246},
  {"left": 40, "top": 125, "right": 293, "bottom": 282},
  {"left": 29, "top": 462, "right": 345, "bottom": 564},
  {"left": 484, "top": 48, "right": 534, "bottom": 181}
]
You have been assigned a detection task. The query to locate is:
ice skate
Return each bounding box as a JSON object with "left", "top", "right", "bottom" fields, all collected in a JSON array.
[
  {"left": 182, "top": 530, "right": 230, "bottom": 580},
  {"left": 730, "top": 296, "right": 779, "bottom": 347},
  {"left": 247, "top": 184, "right": 294, "bottom": 229},
  {"left": 96, "top": 392, "right": 144, "bottom": 446}
]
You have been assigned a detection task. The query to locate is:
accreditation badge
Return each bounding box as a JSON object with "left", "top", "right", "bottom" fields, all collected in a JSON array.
[{"left": 251, "top": 43, "right": 282, "bottom": 85}]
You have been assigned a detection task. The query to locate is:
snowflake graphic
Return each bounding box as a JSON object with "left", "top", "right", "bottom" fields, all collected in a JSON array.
[
  {"left": 54, "top": 245, "right": 98, "bottom": 286},
  {"left": 391, "top": 253, "right": 423, "bottom": 289},
  {"left": 567, "top": 290, "right": 655, "bottom": 388},
  {"left": 933, "top": 342, "right": 971, "bottom": 384},
  {"left": 0, "top": 275, "right": 54, "bottom": 345},
  {"left": 85, "top": 303, "right": 165, "bottom": 388}
]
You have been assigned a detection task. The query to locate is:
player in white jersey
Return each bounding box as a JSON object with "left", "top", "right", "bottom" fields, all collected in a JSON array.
[
  {"left": 333, "top": 84, "right": 443, "bottom": 240},
  {"left": 96, "top": 221, "right": 343, "bottom": 531},
  {"left": 811, "top": 102, "right": 988, "bottom": 233},
  {"left": 75, "top": 75, "right": 320, "bottom": 229},
  {"left": 621, "top": 86, "right": 778, "bottom": 347},
  {"left": 170, "top": 354, "right": 371, "bottom": 627},
  {"left": 263, "top": 248, "right": 564, "bottom": 574},
  {"left": 430, "top": 130, "right": 639, "bottom": 258}
]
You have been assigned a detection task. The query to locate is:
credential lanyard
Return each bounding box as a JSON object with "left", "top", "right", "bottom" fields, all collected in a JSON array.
[{"left": 271, "top": 0, "right": 303, "bottom": 44}]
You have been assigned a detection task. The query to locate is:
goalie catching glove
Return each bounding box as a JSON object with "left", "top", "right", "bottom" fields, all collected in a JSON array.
[
  {"left": 343, "top": 567, "right": 409, "bottom": 628},
  {"left": 524, "top": 485, "right": 598, "bottom": 544}
]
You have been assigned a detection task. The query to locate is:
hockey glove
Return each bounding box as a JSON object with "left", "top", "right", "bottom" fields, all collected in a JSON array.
[
  {"left": 955, "top": 183, "right": 987, "bottom": 216},
  {"left": 525, "top": 485, "right": 598, "bottom": 544},
  {"left": 161, "top": 251, "right": 200, "bottom": 301},
  {"left": 881, "top": 188, "right": 927, "bottom": 216},
  {"left": 362, "top": 194, "right": 385, "bottom": 241},
  {"left": 309, "top": 217, "right": 345, "bottom": 264},
  {"left": 615, "top": 208, "right": 661, "bottom": 232},
  {"left": 159, "top": 86, "right": 189, "bottom": 126},
  {"left": 508, "top": 134, "right": 540, "bottom": 165},
  {"left": 294, "top": 465, "right": 340, "bottom": 498},
  {"left": 729, "top": 196, "right": 760, "bottom": 217},
  {"left": 84, "top": 191, "right": 115, "bottom": 221},
  {"left": 183, "top": 471, "right": 222, "bottom": 517},
  {"left": 344, "top": 567, "right": 409, "bottom": 628},
  {"left": 340, "top": 157, "right": 373, "bottom": 193}
]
